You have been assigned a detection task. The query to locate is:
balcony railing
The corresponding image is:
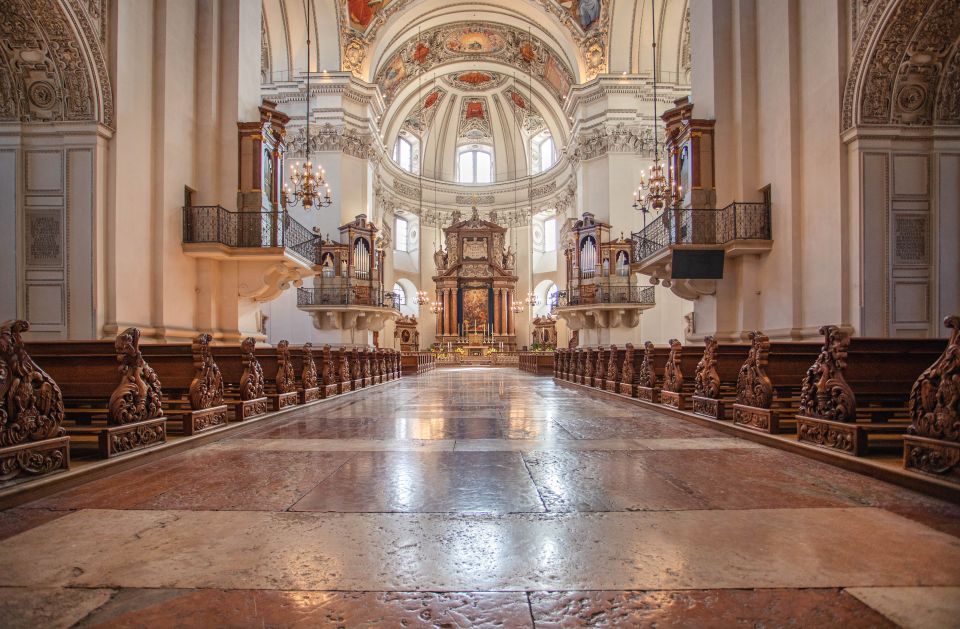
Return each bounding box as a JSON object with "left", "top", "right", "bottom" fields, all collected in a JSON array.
[
  {"left": 551, "top": 286, "right": 655, "bottom": 309},
  {"left": 631, "top": 201, "right": 771, "bottom": 262},
  {"left": 182, "top": 205, "right": 319, "bottom": 262},
  {"left": 297, "top": 288, "right": 400, "bottom": 311}
]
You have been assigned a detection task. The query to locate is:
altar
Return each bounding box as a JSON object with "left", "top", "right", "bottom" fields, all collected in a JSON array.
[{"left": 432, "top": 207, "right": 519, "bottom": 350}]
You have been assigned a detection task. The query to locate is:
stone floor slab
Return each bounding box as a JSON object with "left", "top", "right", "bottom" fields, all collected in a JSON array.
[
  {"left": 529, "top": 589, "right": 898, "bottom": 628},
  {"left": 0, "top": 587, "right": 115, "bottom": 629},
  {"left": 72, "top": 589, "right": 534, "bottom": 628},
  {"left": 844, "top": 586, "right": 960, "bottom": 629},
  {"left": 1, "top": 507, "right": 958, "bottom": 591},
  {"left": 212, "top": 438, "right": 458, "bottom": 452},
  {"left": 290, "top": 451, "right": 546, "bottom": 513}
]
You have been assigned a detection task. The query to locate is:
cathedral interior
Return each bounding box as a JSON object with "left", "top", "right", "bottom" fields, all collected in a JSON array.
[{"left": 0, "top": 0, "right": 959, "bottom": 626}]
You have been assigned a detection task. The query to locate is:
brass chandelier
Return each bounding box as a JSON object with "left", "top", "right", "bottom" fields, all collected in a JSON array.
[
  {"left": 632, "top": 0, "right": 681, "bottom": 216},
  {"left": 283, "top": 0, "right": 332, "bottom": 210}
]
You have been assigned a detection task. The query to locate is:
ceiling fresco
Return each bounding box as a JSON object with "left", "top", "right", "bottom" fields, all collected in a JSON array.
[
  {"left": 441, "top": 70, "right": 509, "bottom": 91},
  {"left": 502, "top": 86, "right": 547, "bottom": 135},
  {"left": 373, "top": 22, "right": 576, "bottom": 104},
  {"left": 458, "top": 97, "right": 492, "bottom": 143},
  {"left": 401, "top": 86, "right": 446, "bottom": 135},
  {"left": 337, "top": 0, "right": 609, "bottom": 80}
]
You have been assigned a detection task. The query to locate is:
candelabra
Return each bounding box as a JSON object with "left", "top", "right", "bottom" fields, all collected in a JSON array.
[
  {"left": 429, "top": 300, "right": 442, "bottom": 315},
  {"left": 526, "top": 291, "right": 539, "bottom": 307},
  {"left": 415, "top": 289, "right": 430, "bottom": 306}
]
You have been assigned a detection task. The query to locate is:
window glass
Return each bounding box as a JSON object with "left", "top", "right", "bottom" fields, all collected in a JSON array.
[
  {"left": 395, "top": 217, "right": 408, "bottom": 252},
  {"left": 544, "top": 217, "right": 557, "bottom": 252}
]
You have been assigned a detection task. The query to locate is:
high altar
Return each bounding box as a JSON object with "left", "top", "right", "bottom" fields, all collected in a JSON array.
[{"left": 433, "top": 207, "right": 519, "bottom": 350}]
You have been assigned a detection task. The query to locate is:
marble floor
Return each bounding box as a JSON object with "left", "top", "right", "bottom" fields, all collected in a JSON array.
[{"left": 1, "top": 368, "right": 959, "bottom": 628}]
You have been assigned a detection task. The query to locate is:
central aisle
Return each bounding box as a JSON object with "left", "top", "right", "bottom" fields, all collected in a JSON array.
[{"left": 1, "top": 368, "right": 959, "bottom": 627}]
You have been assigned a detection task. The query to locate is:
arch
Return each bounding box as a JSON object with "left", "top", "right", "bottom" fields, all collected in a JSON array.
[
  {"left": 842, "top": 0, "right": 960, "bottom": 130},
  {"left": 394, "top": 277, "right": 420, "bottom": 316},
  {"left": 532, "top": 279, "right": 558, "bottom": 317},
  {"left": 0, "top": 0, "right": 114, "bottom": 125}
]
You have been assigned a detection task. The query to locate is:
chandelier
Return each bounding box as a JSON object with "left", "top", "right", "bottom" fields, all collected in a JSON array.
[
  {"left": 511, "top": 293, "right": 525, "bottom": 315},
  {"left": 429, "top": 300, "right": 442, "bottom": 315},
  {"left": 526, "top": 291, "right": 539, "bottom": 307},
  {"left": 632, "top": 0, "right": 681, "bottom": 216},
  {"left": 282, "top": 0, "right": 332, "bottom": 210},
  {"left": 416, "top": 289, "right": 430, "bottom": 306}
]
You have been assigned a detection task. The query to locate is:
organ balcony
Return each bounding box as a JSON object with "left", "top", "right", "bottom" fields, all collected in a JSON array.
[
  {"left": 181, "top": 206, "right": 316, "bottom": 302},
  {"left": 553, "top": 213, "right": 655, "bottom": 330},
  {"left": 630, "top": 201, "right": 772, "bottom": 300},
  {"left": 295, "top": 214, "right": 401, "bottom": 332}
]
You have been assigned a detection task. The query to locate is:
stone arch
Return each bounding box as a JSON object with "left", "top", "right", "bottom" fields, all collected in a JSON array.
[
  {"left": 0, "top": 0, "right": 113, "bottom": 126},
  {"left": 843, "top": 0, "right": 960, "bottom": 131}
]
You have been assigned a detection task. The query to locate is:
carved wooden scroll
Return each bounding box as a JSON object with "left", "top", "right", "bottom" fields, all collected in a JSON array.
[
  {"left": 693, "top": 336, "right": 720, "bottom": 399},
  {"left": 606, "top": 345, "right": 619, "bottom": 383},
  {"left": 321, "top": 345, "right": 335, "bottom": 384},
  {"left": 239, "top": 337, "right": 265, "bottom": 401},
  {"left": 583, "top": 348, "right": 595, "bottom": 380},
  {"left": 594, "top": 347, "right": 607, "bottom": 382},
  {"left": 574, "top": 349, "right": 584, "bottom": 377},
  {"left": 301, "top": 343, "right": 319, "bottom": 389},
  {"left": 639, "top": 341, "right": 657, "bottom": 389},
  {"left": 362, "top": 349, "right": 372, "bottom": 379},
  {"left": 378, "top": 351, "right": 388, "bottom": 379},
  {"left": 108, "top": 327, "right": 163, "bottom": 425},
  {"left": 188, "top": 333, "right": 224, "bottom": 410},
  {"left": 798, "top": 325, "right": 856, "bottom": 421},
  {"left": 622, "top": 344, "right": 635, "bottom": 383},
  {"left": 908, "top": 316, "right": 959, "bottom": 442},
  {"left": 0, "top": 320, "right": 66, "bottom": 447},
  {"left": 341, "top": 350, "right": 353, "bottom": 382},
  {"left": 351, "top": 348, "right": 361, "bottom": 380},
  {"left": 736, "top": 331, "right": 773, "bottom": 408},
  {"left": 275, "top": 340, "right": 297, "bottom": 394},
  {"left": 662, "top": 339, "right": 683, "bottom": 394}
]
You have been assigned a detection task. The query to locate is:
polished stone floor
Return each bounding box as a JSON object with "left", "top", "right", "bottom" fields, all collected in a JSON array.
[{"left": 1, "top": 368, "right": 959, "bottom": 628}]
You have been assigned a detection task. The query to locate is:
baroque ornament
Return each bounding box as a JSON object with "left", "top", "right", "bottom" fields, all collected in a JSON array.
[
  {"left": 639, "top": 341, "right": 657, "bottom": 389},
  {"left": 621, "top": 343, "right": 635, "bottom": 383},
  {"left": 736, "top": 331, "right": 773, "bottom": 408},
  {"left": 108, "top": 327, "right": 163, "bottom": 425},
  {"left": 188, "top": 333, "right": 224, "bottom": 410},
  {"left": 301, "top": 343, "right": 319, "bottom": 390},
  {"left": 239, "top": 337, "right": 265, "bottom": 400},
  {"left": 0, "top": 320, "right": 66, "bottom": 447},
  {"left": 798, "top": 325, "right": 857, "bottom": 421},
  {"left": 908, "top": 316, "right": 960, "bottom": 443},
  {"left": 693, "top": 336, "right": 720, "bottom": 398},
  {"left": 275, "top": 340, "right": 297, "bottom": 394},
  {"left": 663, "top": 339, "right": 683, "bottom": 393}
]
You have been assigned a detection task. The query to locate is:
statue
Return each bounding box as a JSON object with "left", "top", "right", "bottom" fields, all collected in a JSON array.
[
  {"left": 503, "top": 245, "right": 516, "bottom": 270},
  {"left": 434, "top": 247, "right": 448, "bottom": 270}
]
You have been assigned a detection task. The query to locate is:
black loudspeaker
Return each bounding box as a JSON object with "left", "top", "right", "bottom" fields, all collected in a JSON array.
[{"left": 671, "top": 249, "right": 725, "bottom": 279}]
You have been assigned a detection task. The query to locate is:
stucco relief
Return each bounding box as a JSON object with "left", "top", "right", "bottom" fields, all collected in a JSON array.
[
  {"left": 0, "top": 0, "right": 113, "bottom": 125},
  {"left": 286, "top": 123, "right": 375, "bottom": 159}
]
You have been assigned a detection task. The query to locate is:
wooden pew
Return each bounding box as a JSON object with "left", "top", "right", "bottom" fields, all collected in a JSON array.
[
  {"left": 255, "top": 340, "right": 300, "bottom": 412},
  {"left": 580, "top": 347, "right": 595, "bottom": 385},
  {"left": 296, "top": 343, "right": 321, "bottom": 403},
  {"left": 30, "top": 328, "right": 168, "bottom": 458},
  {"left": 629, "top": 342, "right": 669, "bottom": 401},
  {"left": 603, "top": 345, "right": 625, "bottom": 393},
  {"left": 690, "top": 337, "right": 750, "bottom": 420},
  {"left": 592, "top": 346, "right": 608, "bottom": 389},
  {"left": 793, "top": 326, "right": 946, "bottom": 456},
  {"left": 0, "top": 320, "right": 70, "bottom": 482},
  {"left": 210, "top": 338, "right": 269, "bottom": 421},
  {"left": 902, "top": 316, "right": 960, "bottom": 480},
  {"left": 656, "top": 339, "right": 703, "bottom": 411}
]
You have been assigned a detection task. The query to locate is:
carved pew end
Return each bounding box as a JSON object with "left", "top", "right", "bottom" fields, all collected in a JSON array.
[
  {"left": 0, "top": 437, "right": 71, "bottom": 483},
  {"left": 300, "top": 387, "right": 322, "bottom": 404},
  {"left": 904, "top": 435, "right": 960, "bottom": 481},
  {"left": 268, "top": 391, "right": 300, "bottom": 412},
  {"left": 796, "top": 414, "right": 869, "bottom": 456},
  {"left": 637, "top": 386, "right": 661, "bottom": 404},
  {"left": 692, "top": 395, "right": 724, "bottom": 420},
  {"left": 231, "top": 397, "right": 269, "bottom": 421},
  {"left": 733, "top": 404, "right": 782, "bottom": 434}
]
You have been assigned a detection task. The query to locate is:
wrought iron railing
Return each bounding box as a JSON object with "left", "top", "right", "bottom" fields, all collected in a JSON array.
[
  {"left": 551, "top": 286, "right": 655, "bottom": 309},
  {"left": 182, "top": 205, "right": 319, "bottom": 262},
  {"left": 297, "top": 288, "right": 401, "bottom": 311},
  {"left": 630, "top": 201, "right": 771, "bottom": 262}
]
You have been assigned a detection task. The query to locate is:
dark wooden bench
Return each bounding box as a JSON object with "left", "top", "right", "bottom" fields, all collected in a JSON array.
[
  {"left": 656, "top": 339, "right": 703, "bottom": 411},
  {"left": 210, "top": 338, "right": 270, "bottom": 421},
  {"left": 591, "top": 346, "right": 608, "bottom": 389},
  {"left": 30, "top": 328, "right": 169, "bottom": 458},
  {"left": 792, "top": 326, "right": 946, "bottom": 456},
  {"left": 0, "top": 320, "right": 71, "bottom": 483},
  {"left": 902, "top": 316, "right": 959, "bottom": 480},
  {"left": 602, "top": 345, "right": 626, "bottom": 393},
  {"left": 690, "top": 337, "right": 750, "bottom": 420}
]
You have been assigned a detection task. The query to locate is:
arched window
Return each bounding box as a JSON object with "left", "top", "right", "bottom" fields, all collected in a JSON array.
[
  {"left": 392, "top": 135, "right": 419, "bottom": 173},
  {"left": 544, "top": 217, "right": 557, "bottom": 252},
  {"left": 531, "top": 131, "right": 555, "bottom": 174},
  {"left": 392, "top": 282, "right": 406, "bottom": 306},
  {"left": 456, "top": 145, "right": 494, "bottom": 183},
  {"left": 533, "top": 280, "right": 559, "bottom": 317},
  {"left": 394, "top": 216, "right": 409, "bottom": 252}
]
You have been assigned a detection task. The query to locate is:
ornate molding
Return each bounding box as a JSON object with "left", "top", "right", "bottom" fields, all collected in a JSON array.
[
  {"left": 639, "top": 341, "right": 657, "bottom": 389},
  {"left": 275, "top": 340, "right": 297, "bottom": 394},
  {"left": 693, "top": 336, "right": 720, "bottom": 399},
  {"left": 301, "top": 343, "right": 319, "bottom": 390},
  {"left": 286, "top": 123, "right": 376, "bottom": 159},
  {"left": 662, "top": 339, "right": 683, "bottom": 393}
]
